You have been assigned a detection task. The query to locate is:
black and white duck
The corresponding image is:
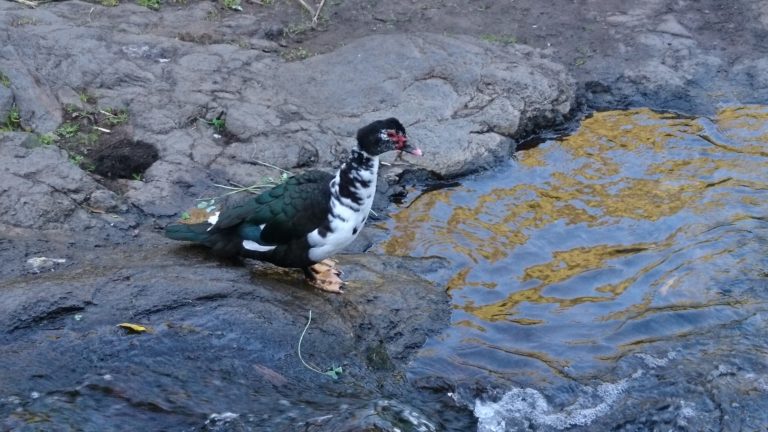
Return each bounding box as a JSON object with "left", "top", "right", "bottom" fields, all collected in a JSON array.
[{"left": 165, "top": 118, "right": 422, "bottom": 292}]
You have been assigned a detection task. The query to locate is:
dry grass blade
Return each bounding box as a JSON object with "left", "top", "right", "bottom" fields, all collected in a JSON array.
[
  {"left": 312, "top": 0, "right": 326, "bottom": 25},
  {"left": 294, "top": 0, "right": 314, "bottom": 16},
  {"left": 293, "top": 0, "right": 326, "bottom": 26},
  {"left": 249, "top": 158, "right": 292, "bottom": 175}
]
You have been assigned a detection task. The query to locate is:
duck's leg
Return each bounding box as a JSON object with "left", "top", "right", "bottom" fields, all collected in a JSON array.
[{"left": 304, "top": 259, "right": 344, "bottom": 293}]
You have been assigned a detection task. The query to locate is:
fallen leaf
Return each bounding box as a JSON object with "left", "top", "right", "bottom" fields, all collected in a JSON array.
[
  {"left": 253, "top": 364, "right": 289, "bottom": 386},
  {"left": 324, "top": 366, "right": 343, "bottom": 379},
  {"left": 117, "top": 323, "right": 151, "bottom": 333}
]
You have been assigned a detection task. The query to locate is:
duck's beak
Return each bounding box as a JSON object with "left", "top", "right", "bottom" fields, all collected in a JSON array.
[{"left": 402, "top": 142, "right": 423, "bottom": 156}]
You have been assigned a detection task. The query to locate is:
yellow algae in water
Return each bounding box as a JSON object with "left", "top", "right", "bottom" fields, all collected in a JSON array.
[
  {"left": 710, "top": 105, "right": 768, "bottom": 156},
  {"left": 560, "top": 108, "right": 702, "bottom": 157},
  {"left": 460, "top": 285, "right": 610, "bottom": 322},
  {"left": 383, "top": 107, "right": 767, "bottom": 324},
  {"left": 716, "top": 105, "right": 768, "bottom": 133},
  {"left": 521, "top": 242, "right": 656, "bottom": 286},
  {"left": 381, "top": 187, "right": 453, "bottom": 257}
]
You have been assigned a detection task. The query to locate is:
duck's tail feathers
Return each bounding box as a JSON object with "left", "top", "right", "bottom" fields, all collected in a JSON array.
[{"left": 165, "top": 223, "right": 213, "bottom": 243}]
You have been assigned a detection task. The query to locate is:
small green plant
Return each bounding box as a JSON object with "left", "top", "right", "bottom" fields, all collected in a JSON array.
[
  {"left": 100, "top": 0, "right": 119, "bottom": 6},
  {"left": 131, "top": 172, "right": 144, "bottom": 181},
  {"left": 69, "top": 154, "right": 84, "bottom": 165},
  {"left": 137, "top": 0, "right": 160, "bottom": 10},
  {"left": 481, "top": 34, "right": 518, "bottom": 45},
  {"left": 281, "top": 47, "right": 310, "bottom": 61},
  {"left": 102, "top": 108, "right": 129, "bottom": 126},
  {"left": 222, "top": 0, "right": 241, "bottom": 10},
  {"left": 56, "top": 122, "right": 80, "bottom": 138},
  {"left": 0, "top": 71, "right": 10, "bottom": 87},
  {"left": 38, "top": 133, "right": 58, "bottom": 145},
  {"left": 1, "top": 105, "right": 22, "bottom": 131},
  {"left": 207, "top": 115, "right": 226, "bottom": 132},
  {"left": 285, "top": 22, "right": 312, "bottom": 38},
  {"left": 78, "top": 91, "right": 90, "bottom": 104},
  {"left": 82, "top": 161, "right": 96, "bottom": 172}
]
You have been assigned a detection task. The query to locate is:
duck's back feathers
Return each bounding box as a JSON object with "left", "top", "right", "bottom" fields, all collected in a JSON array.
[{"left": 165, "top": 170, "right": 334, "bottom": 267}]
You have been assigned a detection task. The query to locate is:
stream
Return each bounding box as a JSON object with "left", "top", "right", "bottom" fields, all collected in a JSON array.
[{"left": 377, "top": 106, "right": 768, "bottom": 431}]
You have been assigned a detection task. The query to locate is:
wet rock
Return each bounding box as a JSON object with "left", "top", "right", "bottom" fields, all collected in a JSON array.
[{"left": 0, "top": 244, "right": 453, "bottom": 430}]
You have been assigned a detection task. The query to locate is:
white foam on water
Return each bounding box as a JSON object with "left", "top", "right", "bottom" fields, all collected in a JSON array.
[
  {"left": 635, "top": 351, "right": 677, "bottom": 368},
  {"left": 474, "top": 371, "right": 643, "bottom": 431},
  {"left": 206, "top": 412, "right": 239, "bottom": 424}
]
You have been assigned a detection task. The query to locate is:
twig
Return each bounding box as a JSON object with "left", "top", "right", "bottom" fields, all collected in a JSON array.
[
  {"left": 212, "top": 182, "right": 273, "bottom": 191},
  {"left": 294, "top": 0, "right": 314, "bottom": 16},
  {"left": 93, "top": 126, "right": 111, "bottom": 133},
  {"left": 312, "top": 0, "right": 326, "bottom": 25},
  {"left": 13, "top": 0, "right": 38, "bottom": 7},
  {"left": 250, "top": 158, "right": 292, "bottom": 175},
  {"left": 297, "top": 310, "right": 325, "bottom": 375}
]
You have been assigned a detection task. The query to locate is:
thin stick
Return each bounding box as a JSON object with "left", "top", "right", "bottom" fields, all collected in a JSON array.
[
  {"left": 297, "top": 310, "right": 325, "bottom": 375},
  {"left": 294, "top": 0, "right": 314, "bottom": 16},
  {"left": 13, "top": 0, "right": 38, "bottom": 7},
  {"left": 312, "top": 0, "right": 326, "bottom": 25},
  {"left": 250, "top": 158, "right": 292, "bottom": 175}
]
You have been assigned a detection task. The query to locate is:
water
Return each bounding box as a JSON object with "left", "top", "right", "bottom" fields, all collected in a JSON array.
[{"left": 377, "top": 107, "right": 768, "bottom": 430}]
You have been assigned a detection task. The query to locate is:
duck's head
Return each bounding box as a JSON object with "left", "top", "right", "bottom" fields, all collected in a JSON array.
[{"left": 356, "top": 118, "right": 422, "bottom": 157}]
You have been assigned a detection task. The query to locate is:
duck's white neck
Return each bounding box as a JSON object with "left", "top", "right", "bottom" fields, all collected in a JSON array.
[{"left": 306, "top": 149, "right": 379, "bottom": 262}]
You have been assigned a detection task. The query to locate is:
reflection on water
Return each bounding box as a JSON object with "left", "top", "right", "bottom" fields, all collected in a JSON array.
[{"left": 377, "top": 107, "right": 768, "bottom": 427}]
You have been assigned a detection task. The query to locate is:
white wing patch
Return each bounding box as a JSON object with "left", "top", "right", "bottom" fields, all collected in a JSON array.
[
  {"left": 242, "top": 240, "right": 277, "bottom": 252},
  {"left": 206, "top": 211, "right": 220, "bottom": 231}
]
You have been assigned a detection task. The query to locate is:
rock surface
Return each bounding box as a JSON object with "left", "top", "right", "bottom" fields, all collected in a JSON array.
[
  {"left": 0, "top": 248, "right": 463, "bottom": 430},
  {"left": 0, "top": 2, "right": 574, "bottom": 430},
  {"left": 1, "top": 1, "right": 574, "bottom": 231}
]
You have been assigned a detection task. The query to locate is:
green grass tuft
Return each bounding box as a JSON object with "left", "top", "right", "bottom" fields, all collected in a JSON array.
[
  {"left": 1, "top": 105, "right": 22, "bottom": 131},
  {"left": 137, "top": 0, "right": 161, "bottom": 10},
  {"left": 481, "top": 34, "right": 518, "bottom": 45},
  {"left": 56, "top": 122, "right": 80, "bottom": 138}
]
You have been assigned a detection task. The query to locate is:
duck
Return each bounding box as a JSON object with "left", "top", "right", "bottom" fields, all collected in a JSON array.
[{"left": 165, "top": 118, "right": 422, "bottom": 293}]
